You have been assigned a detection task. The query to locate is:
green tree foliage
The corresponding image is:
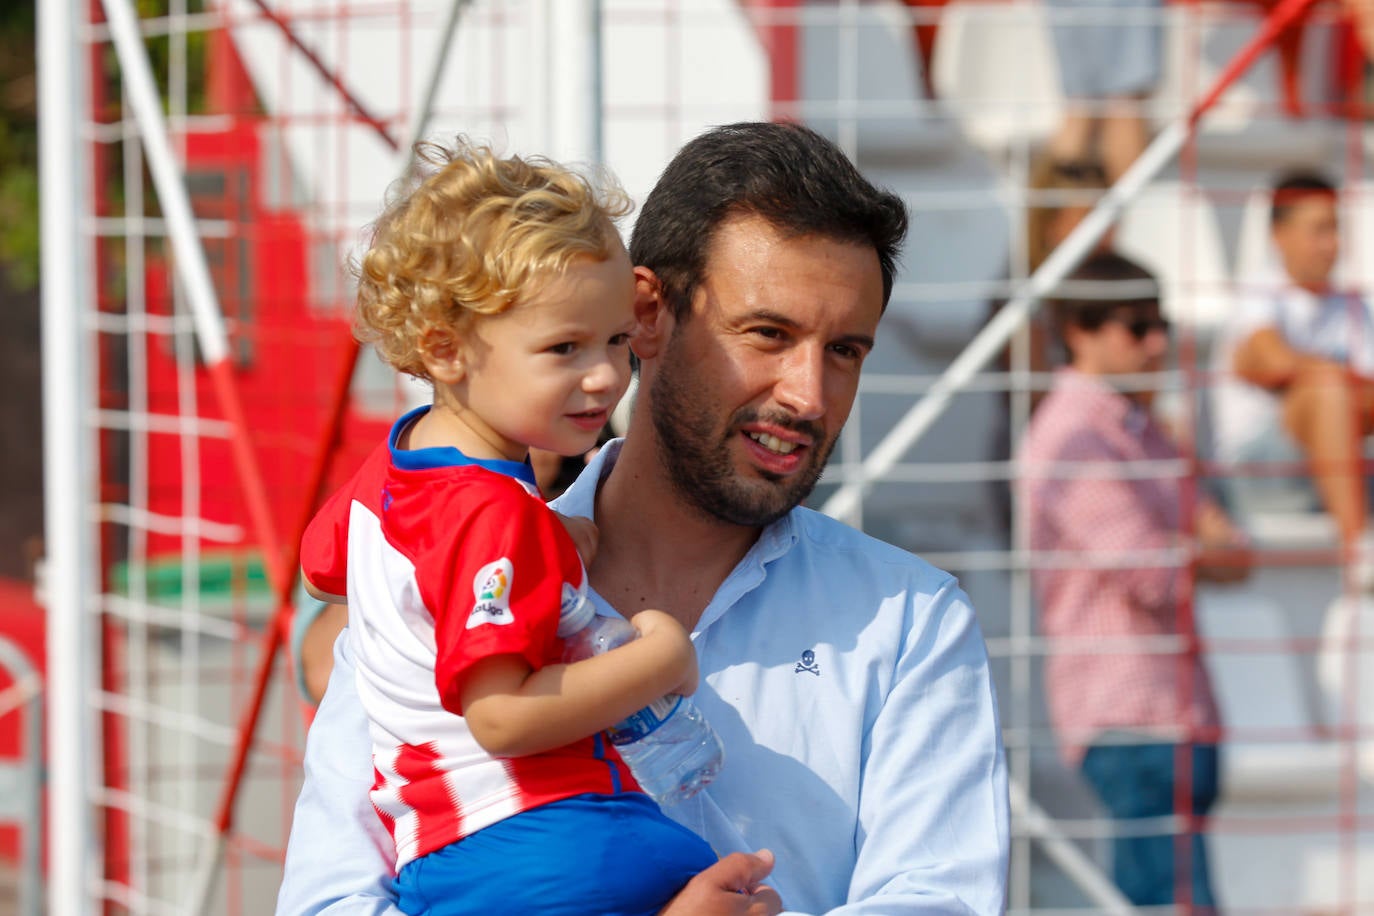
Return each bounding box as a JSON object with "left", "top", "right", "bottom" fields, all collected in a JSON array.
[
  {"left": 2, "top": 2, "right": 210, "bottom": 291},
  {"left": 0, "top": 3, "right": 37, "bottom": 290}
]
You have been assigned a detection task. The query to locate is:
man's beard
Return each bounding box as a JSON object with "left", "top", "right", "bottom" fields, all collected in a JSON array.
[{"left": 648, "top": 336, "right": 836, "bottom": 527}]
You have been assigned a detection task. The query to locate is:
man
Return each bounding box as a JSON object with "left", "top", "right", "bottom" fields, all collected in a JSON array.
[
  {"left": 1211, "top": 170, "right": 1374, "bottom": 576},
  {"left": 276, "top": 121, "right": 1010, "bottom": 915},
  {"left": 1020, "top": 252, "right": 1251, "bottom": 909}
]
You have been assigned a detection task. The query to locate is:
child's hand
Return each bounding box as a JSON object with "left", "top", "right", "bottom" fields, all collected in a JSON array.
[
  {"left": 555, "top": 513, "right": 599, "bottom": 565},
  {"left": 629, "top": 609, "right": 699, "bottom": 697}
]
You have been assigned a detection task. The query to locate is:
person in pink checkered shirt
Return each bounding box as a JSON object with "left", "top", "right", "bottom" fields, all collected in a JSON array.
[{"left": 1018, "top": 251, "right": 1252, "bottom": 911}]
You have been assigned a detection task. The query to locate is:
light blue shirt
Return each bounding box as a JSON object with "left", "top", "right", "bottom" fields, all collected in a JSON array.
[
  {"left": 1211, "top": 265, "right": 1374, "bottom": 462},
  {"left": 277, "top": 441, "right": 1009, "bottom": 915}
]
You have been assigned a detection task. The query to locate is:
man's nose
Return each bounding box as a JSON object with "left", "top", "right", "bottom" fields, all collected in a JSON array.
[{"left": 775, "top": 346, "right": 826, "bottom": 420}]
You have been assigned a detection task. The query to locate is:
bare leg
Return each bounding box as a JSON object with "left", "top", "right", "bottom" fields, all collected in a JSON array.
[
  {"left": 1099, "top": 98, "right": 1151, "bottom": 184},
  {"left": 1282, "top": 366, "right": 1373, "bottom": 547},
  {"left": 1047, "top": 108, "right": 1096, "bottom": 165}
]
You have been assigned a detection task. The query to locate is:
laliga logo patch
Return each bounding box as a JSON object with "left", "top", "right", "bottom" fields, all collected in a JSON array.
[{"left": 467, "top": 558, "right": 516, "bottom": 629}]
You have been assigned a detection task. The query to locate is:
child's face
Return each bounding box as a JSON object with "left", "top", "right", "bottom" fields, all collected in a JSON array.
[{"left": 450, "top": 246, "right": 635, "bottom": 462}]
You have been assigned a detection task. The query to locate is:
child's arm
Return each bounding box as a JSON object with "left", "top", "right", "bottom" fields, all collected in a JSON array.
[{"left": 459, "top": 609, "right": 697, "bottom": 758}]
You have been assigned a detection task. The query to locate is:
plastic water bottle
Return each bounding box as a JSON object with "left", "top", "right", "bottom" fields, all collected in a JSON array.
[{"left": 558, "top": 594, "right": 724, "bottom": 805}]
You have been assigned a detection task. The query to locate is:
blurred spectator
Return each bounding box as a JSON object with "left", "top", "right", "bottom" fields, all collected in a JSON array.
[
  {"left": 1210, "top": 170, "right": 1374, "bottom": 579},
  {"left": 1019, "top": 251, "right": 1251, "bottom": 910},
  {"left": 985, "top": 156, "right": 1115, "bottom": 533},
  {"left": 1016, "top": 155, "right": 1117, "bottom": 381},
  {"left": 1025, "top": 156, "right": 1115, "bottom": 277},
  {"left": 1043, "top": 0, "right": 1162, "bottom": 183}
]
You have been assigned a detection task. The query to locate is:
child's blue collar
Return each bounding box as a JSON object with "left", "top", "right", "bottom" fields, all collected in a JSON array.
[{"left": 388, "top": 406, "right": 537, "bottom": 486}]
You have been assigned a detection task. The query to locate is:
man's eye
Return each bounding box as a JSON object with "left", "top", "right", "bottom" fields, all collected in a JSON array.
[
  {"left": 751, "top": 326, "right": 784, "bottom": 340},
  {"left": 830, "top": 343, "right": 862, "bottom": 361}
]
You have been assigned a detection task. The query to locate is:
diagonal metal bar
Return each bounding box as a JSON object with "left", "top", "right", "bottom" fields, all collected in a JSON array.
[
  {"left": 1009, "top": 776, "right": 1135, "bottom": 914},
  {"left": 402, "top": 0, "right": 471, "bottom": 154},
  {"left": 244, "top": 0, "right": 399, "bottom": 150}
]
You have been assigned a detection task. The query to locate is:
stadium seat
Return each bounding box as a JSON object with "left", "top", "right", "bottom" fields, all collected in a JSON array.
[
  {"left": 799, "top": 1, "right": 956, "bottom": 162},
  {"left": 1338, "top": 180, "right": 1374, "bottom": 296},
  {"left": 1234, "top": 183, "right": 1277, "bottom": 288},
  {"left": 929, "top": 0, "right": 1062, "bottom": 157},
  {"left": 1115, "top": 180, "right": 1233, "bottom": 336},
  {"left": 1316, "top": 594, "right": 1374, "bottom": 782},
  {"left": 1151, "top": 4, "right": 1335, "bottom": 164},
  {"left": 1198, "top": 586, "right": 1345, "bottom": 798}
]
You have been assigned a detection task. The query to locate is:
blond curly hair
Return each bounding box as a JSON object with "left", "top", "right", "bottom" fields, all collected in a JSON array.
[{"left": 354, "top": 139, "right": 633, "bottom": 379}]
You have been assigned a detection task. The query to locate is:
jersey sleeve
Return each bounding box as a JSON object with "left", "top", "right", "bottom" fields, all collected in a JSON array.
[
  {"left": 424, "top": 482, "right": 588, "bottom": 716},
  {"left": 300, "top": 477, "right": 357, "bottom": 600},
  {"left": 301, "top": 441, "right": 391, "bottom": 600}
]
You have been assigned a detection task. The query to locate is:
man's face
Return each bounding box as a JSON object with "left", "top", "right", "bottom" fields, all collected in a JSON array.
[
  {"left": 646, "top": 215, "right": 885, "bottom": 527},
  {"left": 1273, "top": 194, "right": 1339, "bottom": 290},
  {"left": 1069, "top": 303, "right": 1170, "bottom": 396}
]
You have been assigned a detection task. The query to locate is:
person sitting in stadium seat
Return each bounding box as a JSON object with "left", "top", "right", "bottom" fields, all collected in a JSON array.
[
  {"left": 1043, "top": 0, "right": 1162, "bottom": 183},
  {"left": 1210, "top": 170, "right": 1374, "bottom": 583}
]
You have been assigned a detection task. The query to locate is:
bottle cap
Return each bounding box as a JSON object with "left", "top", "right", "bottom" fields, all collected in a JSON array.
[{"left": 556, "top": 590, "right": 596, "bottom": 637}]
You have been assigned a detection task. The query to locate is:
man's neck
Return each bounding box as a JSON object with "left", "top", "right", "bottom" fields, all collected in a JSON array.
[
  {"left": 1068, "top": 362, "right": 1153, "bottom": 408},
  {"left": 588, "top": 432, "right": 764, "bottom": 632},
  {"left": 1281, "top": 264, "right": 1331, "bottom": 296}
]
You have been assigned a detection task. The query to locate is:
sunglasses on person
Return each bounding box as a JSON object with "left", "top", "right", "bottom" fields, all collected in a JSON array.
[{"left": 1108, "top": 312, "right": 1170, "bottom": 340}]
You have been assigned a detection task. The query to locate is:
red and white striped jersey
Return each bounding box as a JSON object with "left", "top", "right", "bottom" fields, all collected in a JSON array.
[{"left": 301, "top": 408, "right": 637, "bottom": 868}]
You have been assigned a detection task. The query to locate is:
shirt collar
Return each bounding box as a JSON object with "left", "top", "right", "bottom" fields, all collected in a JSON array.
[
  {"left": 387, "top": 405, "right": 538, "bottom": 485},
  {"left": 1055, "top": 366, "right": 1157, "bottom": 435},
  {"left": 1264, "top": 262, "right": 1341, "bottom": 310},
  {"left": 551, "top": 437, "right": 800, "bottom": 578}
]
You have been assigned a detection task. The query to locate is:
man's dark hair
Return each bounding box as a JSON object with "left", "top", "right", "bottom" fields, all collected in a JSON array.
[
  {"left": 1270, "top": 169, "right": 1337, "bottom": 226},
  {"left": 1050, "top": 251, "right": 1161, "bottom": 354},
  {"left": 629, "top": 121, "right": 909, "bottom": 318}
]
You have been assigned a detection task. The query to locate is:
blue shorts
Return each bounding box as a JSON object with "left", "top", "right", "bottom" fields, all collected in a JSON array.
[
  {"left": 1045, "top": 0, "right": 1163, "bottom": 99},
  {"left": 395, "top": 792, "right": 717, "bottom": 916}
]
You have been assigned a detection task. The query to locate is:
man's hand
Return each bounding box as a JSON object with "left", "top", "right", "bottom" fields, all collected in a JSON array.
[
  {"left": 658, "top": 850, "right": 782, "bottom": 916},
  {"left": 1195, "top": 501, "right": 1253, "bottom": 584},
  {"left": 556, "top": 513, "right": 600, "bottom": 566}
]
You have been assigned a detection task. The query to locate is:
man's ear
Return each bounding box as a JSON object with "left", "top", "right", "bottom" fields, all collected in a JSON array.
[
  {"left": 630, "top": 266, "right": 672, "bottom": 360},
  {"left": 419, "top": 326, "right": 466, "bottom": 385},
  {"left": 1060, "top": 321, "right": 1088, "bottom": 366}
]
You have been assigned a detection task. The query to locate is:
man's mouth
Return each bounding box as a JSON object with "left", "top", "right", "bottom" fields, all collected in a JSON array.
[{"left": 745, "top": 430, "right": 800, "bottom": 456}]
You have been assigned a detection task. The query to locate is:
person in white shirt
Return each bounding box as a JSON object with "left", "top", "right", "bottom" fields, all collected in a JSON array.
[
  {"left": 1211, "top": 170, "right": 1374, "bottom": 571},
  {"left": 275, "top": 121, "right": 1010, "bottom": 916}
]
